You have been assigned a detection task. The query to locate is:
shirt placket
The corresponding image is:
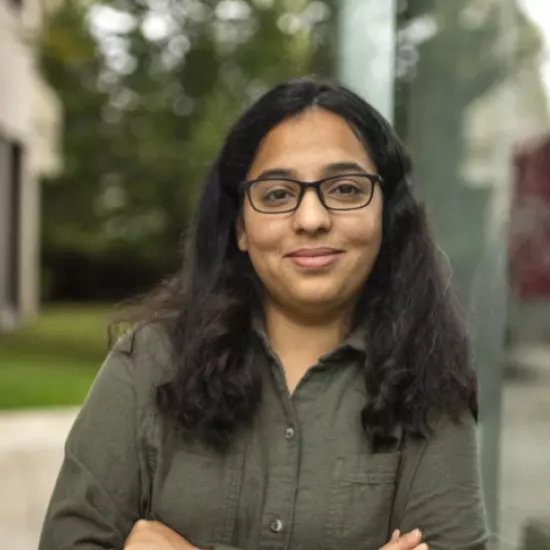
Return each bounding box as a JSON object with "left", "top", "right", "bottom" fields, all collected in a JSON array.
[{"left": 257, "top": 354, "right": 301, "bottom": 550}]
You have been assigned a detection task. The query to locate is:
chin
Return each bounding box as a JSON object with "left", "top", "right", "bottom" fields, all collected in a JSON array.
[{"left": 290, "top": 287, "right": 342, "bottom": 308}]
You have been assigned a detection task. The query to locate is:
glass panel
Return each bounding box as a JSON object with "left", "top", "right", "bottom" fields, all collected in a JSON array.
[
  {"left": 338, "top": 0, "right": 397, "bottom": 121},
  {"left": 393, "top": 1, "right": 550, "bottom": 547},
  {"left": 502, "top": 1, "right": 550, "bottom": 548},
  {"left": 394, "top": 0, "right": 516, "bottom": 539},
  {"left": 340, "top": 0, "right": 518, "bottom": 539}
]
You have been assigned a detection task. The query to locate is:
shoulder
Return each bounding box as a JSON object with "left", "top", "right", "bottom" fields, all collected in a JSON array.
[
  {"left": 114, "top": 321, "right": 174, "bottom": 363},
  {"left": 403, "top": 408, "right": 479, "bottom": 468},
  {"left": 108, "top": 320, "right": 178, "bottom": 399},
  {"left": 430, "top": 408, "right": 478, "bottom": 443}
]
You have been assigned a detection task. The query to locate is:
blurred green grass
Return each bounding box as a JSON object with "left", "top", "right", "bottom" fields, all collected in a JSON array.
[{"left": 0, "top": 305, "right": 112, "bottom": 409}]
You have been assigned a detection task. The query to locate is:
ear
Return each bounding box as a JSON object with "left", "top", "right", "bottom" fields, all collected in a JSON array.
[{"left": 236, "top": 214, "right": 248, "bottom": 252}]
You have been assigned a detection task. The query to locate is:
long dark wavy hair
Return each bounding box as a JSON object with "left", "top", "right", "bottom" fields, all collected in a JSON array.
[{"left": 117, "top": 77, "right": 477, "bottom": 452}]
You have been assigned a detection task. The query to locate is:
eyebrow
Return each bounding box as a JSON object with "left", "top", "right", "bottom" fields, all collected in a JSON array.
[
  {"left": 254, "top": 161, "right": 372, "bottom": 181},
  {"left": 324, "top": 161, "right": 371, "bottom": 176}
]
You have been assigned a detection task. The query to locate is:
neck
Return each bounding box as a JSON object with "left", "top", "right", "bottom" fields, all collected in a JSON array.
[{"left": 263, "top": 300, "right": 354, "bottom": 378}]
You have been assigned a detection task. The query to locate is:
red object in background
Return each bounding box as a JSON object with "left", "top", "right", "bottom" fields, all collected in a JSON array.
[{"left": 510, "top": 136, "right": 550, "bottom": 298}]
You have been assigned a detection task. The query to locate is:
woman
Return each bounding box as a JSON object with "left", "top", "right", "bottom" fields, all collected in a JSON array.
[{"left": 39, "top": 78, "right": 488, "bottom": 550}]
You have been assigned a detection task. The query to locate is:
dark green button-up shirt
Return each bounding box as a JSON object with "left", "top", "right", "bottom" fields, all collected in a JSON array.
[{"left": 39, "top": 323, "right": 488, "bottom": 550}]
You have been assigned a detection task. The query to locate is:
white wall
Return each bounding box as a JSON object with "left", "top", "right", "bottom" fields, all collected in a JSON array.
[{"left": 0, "top": 0, "right": 61, "bottom": 324}]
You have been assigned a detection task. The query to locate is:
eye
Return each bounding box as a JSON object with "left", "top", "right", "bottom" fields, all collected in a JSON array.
[
  {"left": 330, "top": 183, "right": 362, "bottom": 196},
  {"left": 264, "top": 188, "right": 293, "bottom": 202},
  {"left": 251, "top": 180, "right": 299, "bottom": 207},
  {"left": 327, "top": 178, "right": 366, "bottom": 196}
]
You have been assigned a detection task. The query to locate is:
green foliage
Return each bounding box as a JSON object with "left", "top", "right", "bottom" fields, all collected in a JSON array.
[{"left": 40, "top": 0, "right": 337, "bottom": 301}]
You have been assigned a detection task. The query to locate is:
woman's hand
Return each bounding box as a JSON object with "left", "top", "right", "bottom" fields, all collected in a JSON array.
[
  {"left": 124, "top": 520, "right": 199, "bottom": 550},
  {"left": 380, "top": 529, "right": 428, "bottom": 550}
]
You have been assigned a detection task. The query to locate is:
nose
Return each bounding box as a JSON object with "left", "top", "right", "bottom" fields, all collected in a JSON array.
[{"left": 292, "top": 188, "right": 332, "bottom": 234}]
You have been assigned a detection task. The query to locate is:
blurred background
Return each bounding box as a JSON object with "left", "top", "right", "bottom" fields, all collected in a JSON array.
[{"left": 0, "top": 0, "right": 549, "bottom": 548}]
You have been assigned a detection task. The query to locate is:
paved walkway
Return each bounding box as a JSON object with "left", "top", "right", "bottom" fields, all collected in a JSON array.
[
  {"left": 0, "top": 408, "right": 78, "bottom": 550},
  {"left": 499, "top": 346, "right": 550, "bottom": 549},
  {"left": 0, "top": 347, "right": 549, "bottom": 550}
]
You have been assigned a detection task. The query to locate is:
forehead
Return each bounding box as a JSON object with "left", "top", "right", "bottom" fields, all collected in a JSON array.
[{"left": 247, "top": 108, "right": 377, "bottom": 178}]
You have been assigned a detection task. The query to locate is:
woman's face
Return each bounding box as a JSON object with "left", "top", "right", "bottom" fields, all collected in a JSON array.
[{"left": 237, "top": 108, "right": 383, "bottom": 318}]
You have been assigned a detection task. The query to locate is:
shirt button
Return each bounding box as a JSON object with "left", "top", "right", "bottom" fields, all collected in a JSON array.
[
  {"left": 285, "top": 427, "right": 295, "bottom": 440},
  {"left": 270, "top": 518, "right": 284, "bottom": 533}
]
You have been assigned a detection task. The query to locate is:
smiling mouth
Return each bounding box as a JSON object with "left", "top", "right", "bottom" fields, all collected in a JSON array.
[{"left": 285, "top": 248, "right": 344, "bottom": 269}]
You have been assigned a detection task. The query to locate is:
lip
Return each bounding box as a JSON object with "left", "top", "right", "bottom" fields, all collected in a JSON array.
[{"left": 285, "top": 247, "right": 344, "bottom": 269}]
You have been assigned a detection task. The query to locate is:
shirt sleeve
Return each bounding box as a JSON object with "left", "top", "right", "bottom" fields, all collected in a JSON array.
[
  {"left": 38, "top": 336, "right": 147, "bottom": 550},
  {"left": 397, "top": 411, "right": 489, "bottom": 550}
]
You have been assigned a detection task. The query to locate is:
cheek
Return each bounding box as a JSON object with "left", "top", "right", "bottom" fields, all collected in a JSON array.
[
  {"left": 344, "top": 208, "right": 383, "bottom": 252},
  {"left": 243, "top": 212, "right": 286, "bottom": 256}
]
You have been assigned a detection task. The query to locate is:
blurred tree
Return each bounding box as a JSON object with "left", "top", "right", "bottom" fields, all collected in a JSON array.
[{"left": 40, "top": 0, "right": 338, "bottom": 301}]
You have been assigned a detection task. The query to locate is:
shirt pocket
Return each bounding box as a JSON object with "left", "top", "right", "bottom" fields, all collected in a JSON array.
[{"left": 325, "top": 452, "right": 401, "bottom": 550}]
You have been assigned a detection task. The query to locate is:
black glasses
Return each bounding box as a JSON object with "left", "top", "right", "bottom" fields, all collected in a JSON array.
[{"left": 240, "top": 173, "right": 383, "bottom": 214}]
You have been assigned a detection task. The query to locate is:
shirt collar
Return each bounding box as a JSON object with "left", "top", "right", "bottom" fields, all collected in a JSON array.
[{"left": 251, "top": 311, "right": 366, "bottom": 359}]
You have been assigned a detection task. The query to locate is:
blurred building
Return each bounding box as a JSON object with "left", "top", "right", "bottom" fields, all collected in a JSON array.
[
  {"left": 0, "top": 0, "right": 62, "bottom": 330},
  {"left": 509, "top": 135, "right": 550, "bottom": 342}
]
